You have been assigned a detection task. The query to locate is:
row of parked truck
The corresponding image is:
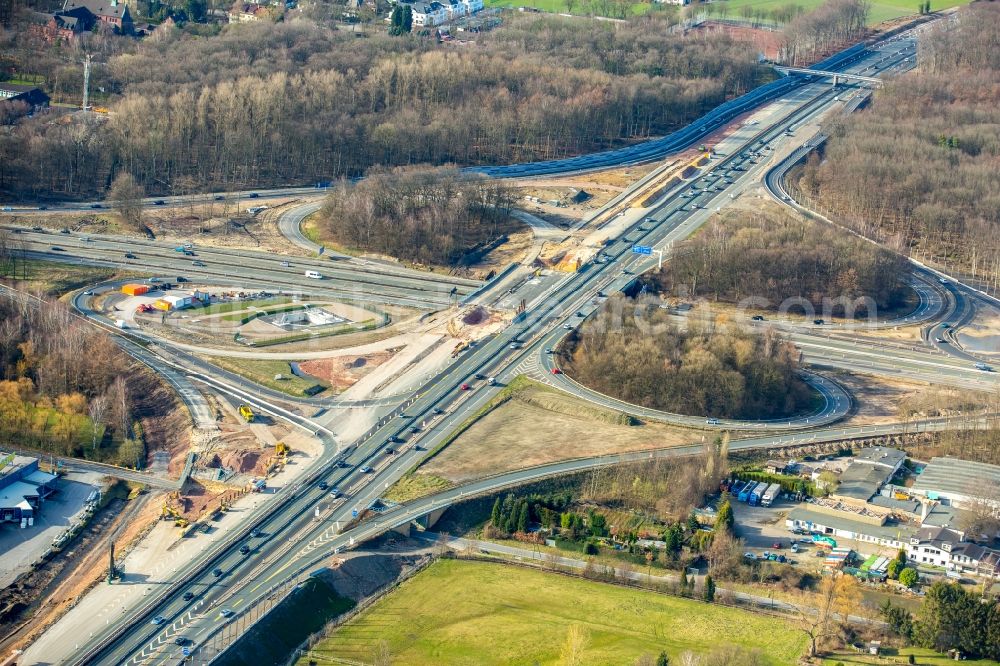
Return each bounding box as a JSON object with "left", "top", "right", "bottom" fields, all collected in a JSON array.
[{"left": 733, "top": 480, "right": 781, "bottom": 507}]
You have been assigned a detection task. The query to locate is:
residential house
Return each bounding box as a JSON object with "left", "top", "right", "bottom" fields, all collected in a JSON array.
[
  {"left": 61, "top": 0, "right": 134, "bottom": 33},
  {"left": 0, "top": 84, "right": 51, "bottom": 117}
]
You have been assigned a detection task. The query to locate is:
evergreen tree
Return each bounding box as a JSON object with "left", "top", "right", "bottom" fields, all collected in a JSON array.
[
  {"left": 490, "top": 497, "right": 502, "bottom": 527},
  {"left": 516, "top": 501, "right": 529, "bottom": 533},
  {"left": 703, "top": 575, "right": 716, "bottom": 602},
  {"left": 715, "top": 500, "right": 734, "bottom": 535},
  {"left": 679, "top": 569, "right": 689, "bottom": 593},
  {"left": 664, "top": 524, "right": 683, "bottom": 559},
  {"left": 656, "top": 652, "right": 669, "bottom": 666},
  {"left": 401, "top": 5, "right": 412, "bottom": 32},
  {"left": 686, "top": 512, "right": 700, "bottom": 533}
]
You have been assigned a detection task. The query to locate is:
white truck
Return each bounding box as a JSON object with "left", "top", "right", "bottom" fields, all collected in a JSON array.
[{"left": 305, "top": 270, "right": 323, "bottom": 279}]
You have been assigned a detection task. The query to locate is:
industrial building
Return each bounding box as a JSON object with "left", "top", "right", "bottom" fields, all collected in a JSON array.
[
  {"left": 911, "top": 457, "right": 1000, "bottom": 512},
  {"left": 0, "top": 453, "right": 57, "bottom": 529}
]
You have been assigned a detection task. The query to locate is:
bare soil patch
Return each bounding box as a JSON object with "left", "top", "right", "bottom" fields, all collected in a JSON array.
[
  {"left": 831, "top": 371, "right": 994, "bottom": 425},
  {"left": 420, "top": 386, "right": 703, "bottom": 482},
  {"left": 298, "top": 350, "right": 396, "bottom": 392}
]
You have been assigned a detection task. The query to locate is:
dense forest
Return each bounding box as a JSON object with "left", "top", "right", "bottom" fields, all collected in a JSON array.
[
  {"left": 797, "top": 3, "right": 1000, "bottom": 295},
  {"left": 0, "top": 13, "right": 770, "bottom": 199},
  {"left": 564, "top": 296, "right": 813, "bottom": 419},
  {"left": 318, "top": 168, "right": 517, "bottom": 266},
  {"left": 0, "top": 289, "right": 144, "bottom": 465},
  {"left": 649, "top": 209, "right": 911, "bottom": 317}
]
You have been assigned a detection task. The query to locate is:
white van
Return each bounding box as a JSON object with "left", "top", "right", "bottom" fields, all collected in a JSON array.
[{"left": 305, "top": 270, "right": 323, "bottom": 279}]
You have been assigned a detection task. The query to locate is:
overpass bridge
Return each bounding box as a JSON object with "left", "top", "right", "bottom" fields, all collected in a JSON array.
[{"left": 774, "top": 66, "right": 885, "bottom": 87}]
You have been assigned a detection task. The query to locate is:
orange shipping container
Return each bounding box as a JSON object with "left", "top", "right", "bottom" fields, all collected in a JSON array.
[
  {"left": 152, "top": 299, "right": 171, "bottom": 311},
  {"left": 121, "top": 284, "right": 149, "bottom": 296}
]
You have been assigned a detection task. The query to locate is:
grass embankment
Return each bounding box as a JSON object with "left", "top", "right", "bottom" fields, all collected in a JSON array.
[
  {"left": 206, "top": 357, "right": 327, "bottom": 397},
  {"left": 216, "top": 576, "right": 354, "bottom": 666},
  {"left": 301, "top": 559, "right": 807, "bottom": 665},
  {"left": 382, "top": 474, "right": 453, "bottom": 503},
  {"left": 197, "top": 297, "right": 293, "bottom": 316},
  {"left": 1, "top": 259, "right": 116, "bottom": 296},
  {"left": 219, "top": 304, "right": 305, "bottom": 323}
]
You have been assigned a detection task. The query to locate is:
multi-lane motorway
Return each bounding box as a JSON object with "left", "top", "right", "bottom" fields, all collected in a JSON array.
[
  {"left": 43, "top": 28, "right": 980, "bottom": 666},
  {"left": 13, "top": 21, "right": 999, "bottom": 666}
]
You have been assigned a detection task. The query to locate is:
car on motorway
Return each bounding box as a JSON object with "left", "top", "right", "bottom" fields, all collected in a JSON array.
[
  {"left": 706, "top": 418, "right": 721, "bottom": 425},
  {"left": 509, "top": 342, "right": 520, "bottom": 350},
  {"left": 474, "top": 373, "right": 486, "bottom": 380},
  {"left": 551, "top": 368, "right": 562, "bottom": 375},
  {"left": 410, "top": 426, "right": 421, "bottom": 433},
  {"left": 460, "top": 383, "right": 471, "bottom": 391},
  {"left": 329, "top": 488, "right": 341, "bottom": 498},
  {"left": 220, "top": 609, "right": 236, "bottom": 618},
  {"left": 975, "top": 363, "right": 993, "bottom": 372},
  {"left": 83, "top": 290, "right": 94, "bottom": 296},
  {"left": 239, "top": 544, "right": 251, "bottom": 555},
  {"left": 212, "top": 568, "right": 224, "bottom": 577},
  {"left": 192, "top": 260, "right": 205, "bottom": 267},
  {"left": 813, "top": 319, "right": 825, "bottom": 325},
  {"left": 280, "top": 261, "right": 290, "bottom": 267},
  {"left": 177, "top": 276, "right": 187, "bottom": 282},
  {"left": 90, "top": 203, "right": 103, "bottom": 209},
  {"left": 751, "top": 315, "right": 765, "bottom": 321},
  {"left": 49, "top": 246, "right": 64, "bottom": 251},
  {"left": 359, "top": 465, "right": 373, "bottom": 473},
  {"left": 148, "top": 277, "right": 161, "bottom": 283},
  {"left": 385, "top": 447, "right": 396, "bottom": 455},
  {"left": 336, "top": 460, "right": 350, "bottom": 468},
  {"left": 575, "top": 311, "right": 585, "bottom": 318},
  {"left": 150, "top": 616, "right": 166, "bottom": 625},
  {"left": 250, "top": 528, "right": 261, "bottom": 538},
  {"left": 153, "top": 200, "right": 166, "bottom": 205},
  {"left": 562, "top": 324, "right": 573, "bottom": 330},
  {"left": 935, "top": 337, "right": 947, "bottom": 344},
  {"left": 938, "top": 277, "right": 949, "bottom": 284},
  {"left": 31, "top": 226, "right": 43, "bottom": 231},
  {"left": 182, "top": 591, "right": 195, "bottom": 601},
  {"left": 318, "top": 481, "right": 329, "bottom": 490},
  {"left": 124, "top": 252, "right": 136, "bottom": 259},
  {"left": 432, "top": 407, "right": 444, "bottom": 415},
  {"left": 214, "top": 195, "right": 225, "bottom": 201},
  {"left": 59, "top": 228, "right": 70, "bottom": 234},
  {"left": 545, "top": 348, "right": 554, "bottom": 354},
  {"left": 174, "top": 637, "right": 188, "bottom": 646}
]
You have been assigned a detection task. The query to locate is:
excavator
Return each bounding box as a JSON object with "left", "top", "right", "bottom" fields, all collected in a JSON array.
[{"left": 161, "top": 494, "right": 189, "bottom": 528}]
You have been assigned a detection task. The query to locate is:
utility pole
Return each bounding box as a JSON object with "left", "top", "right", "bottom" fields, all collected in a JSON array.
[{"left": 81, "top": 54, "right": 91, "bottom": 112}]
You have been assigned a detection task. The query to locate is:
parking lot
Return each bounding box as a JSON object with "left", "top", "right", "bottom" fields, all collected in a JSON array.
[{"left": 0, "top": 472, "right": 100, "bottom": 590}]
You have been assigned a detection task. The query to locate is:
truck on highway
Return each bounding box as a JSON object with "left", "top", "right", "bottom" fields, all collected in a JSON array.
[
  {"left": 761, "top": 483, "right": 781, "bottom": 507},
  {"left": 238, "top": 404, "right": 255, "bottom": 423},
  {"left": 305, "top": 270, "right": 323, "bottom": 279}
]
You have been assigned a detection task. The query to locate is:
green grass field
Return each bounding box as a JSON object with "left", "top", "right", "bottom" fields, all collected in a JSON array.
[
  {"left": 197, "top": 297, "right": 293, "bottom": 316},
  {"left": 206, "top": 357, "right": 327, "bottom": 397},
  {"left": 301, "top": 559, "right": 808, "bottom": 665},
  {"left": 484, "top": 0, "right": 656, "bottom": 16},
  {"left": 714, "top": 0, "right": 973, "bottom": 25}
]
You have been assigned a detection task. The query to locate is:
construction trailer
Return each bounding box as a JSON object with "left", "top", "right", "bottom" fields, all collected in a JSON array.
[{"left": 748, "top": 481, "right": 769, "bottom": 506}]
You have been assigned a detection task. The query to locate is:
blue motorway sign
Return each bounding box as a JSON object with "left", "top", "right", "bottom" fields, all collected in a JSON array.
[{"left": 632, "top": 245, "right": 653, "bottom": 255}]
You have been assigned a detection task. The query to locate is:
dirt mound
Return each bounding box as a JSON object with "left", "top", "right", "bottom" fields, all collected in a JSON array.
[
  {"left": 217, "top": 448, "right": 261, "bottom": 474},
  {"left": 299, "top": 350, "right": 395, "bottom": 391},
  {"left": 462, "top": 306, "right": 489, "bottom": 325}
]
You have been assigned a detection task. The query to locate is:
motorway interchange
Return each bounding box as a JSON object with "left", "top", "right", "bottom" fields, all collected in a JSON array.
[{"left": 4, "top": 20, "right": 1000, "bottom": 666}]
